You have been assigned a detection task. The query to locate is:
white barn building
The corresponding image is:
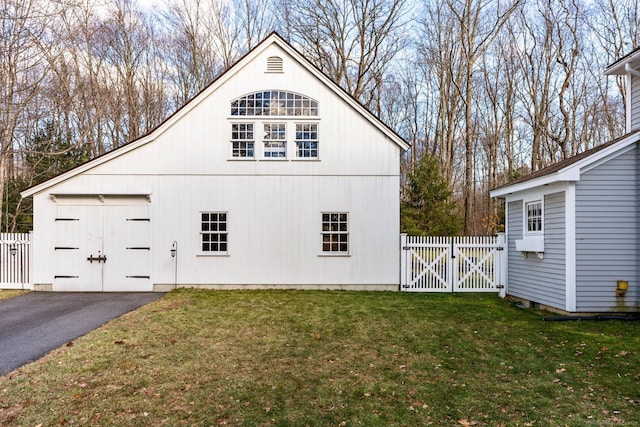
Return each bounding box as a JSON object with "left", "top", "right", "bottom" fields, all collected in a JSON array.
[{"left": 21, "top": 33, "right": 409, "bottom": 292}]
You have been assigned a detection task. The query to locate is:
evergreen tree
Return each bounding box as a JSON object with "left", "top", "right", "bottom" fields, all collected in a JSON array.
[
  {"left": 3, "top": 176, "right": 32, "bottom": 233},
  {"left": 401, "top": 153, "right": 463, "bottom": 236},
  {"left": 2, "top": 122, "right": 91, "bottom": 232},
  {"left": 25, "top": 122, "right": 91, "bottom": 185}
]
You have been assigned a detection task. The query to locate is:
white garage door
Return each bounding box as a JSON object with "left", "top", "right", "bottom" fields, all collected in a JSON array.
[{"left": 54, "top": 197, "right": 151, "bottom": 292}]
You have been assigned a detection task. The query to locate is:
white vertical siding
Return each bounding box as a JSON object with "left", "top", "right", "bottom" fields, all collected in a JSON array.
[
  {"left": 150, "top": 174, "right": 399, "bottom": 287},
  {"left": 575, "top": 146, "right": 638, "bottom": 311},
  {"left": 28, "top": 42, "right": 402, "bottom": 291},
  {"left": 507, "top": 192, "right": 566, "bottom": 309}
]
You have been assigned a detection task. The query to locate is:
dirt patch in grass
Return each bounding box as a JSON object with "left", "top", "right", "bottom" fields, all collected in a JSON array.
[{"left": 0, "top": 290, "right": 638, "bottom": 426}]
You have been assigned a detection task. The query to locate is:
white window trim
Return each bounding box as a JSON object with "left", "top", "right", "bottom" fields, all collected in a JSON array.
[
  {"left": 199, "top": 211, "right": 229, "bottom": 256},
  {"left": 228, "top": 120, "right": 321, "bottom": 161},
  {"left": 524, "top": 199, "right": 543, "bottom": 235},
  {"left": 294, "top": 122, "right": 319, "bottom": 160},
  {"left": 516, "top": 196, "right": 544, "bottom": 255},
  {"left": 228, "top": 90, "right": 320, "bottom": 162},
  {"left": 230, "top": 122, "right": 255, "bottom": 160},
  {"left": 319, "top": 212, "right": 350, "bottom": 256},
  {"left": 262, "top": 123, "right": 287, "bottom": 159}
]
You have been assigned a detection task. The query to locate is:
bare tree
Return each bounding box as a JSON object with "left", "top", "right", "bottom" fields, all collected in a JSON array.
[
  {"left": 509, "top": 0, "right": 601, "bottom": 171},
  {"left": 232, "top": 0, "right": 275, "bottom": 50},
  {"left": 40, "top": 0, "right": 114, "bottom": 158},
  {"left": 586, "top": 0, "right": 637, "bottom": 138},
  {"left": 476, "top": 34, "right": 518, "bottom": 231},
  {"left": 545, "top": 0, "right": 581, "bottom": 161},
  {"left": 0, "top": 0, "right": 53, "bottom": 228},
  {"left": 588, "top": 0, "right": 640, "bottom": 104},
  {"left": 97, "top": 0, "right": 158, "bottom": 145},
  {"left": 160, "top": 0, "right": 228, "bottom": 105},
  {"left": 443, "top": 0, "right": 520, "bottom": 233},
  {"left": 415, "top": 0, "right": 465, "bottom": 187},
  {"left": 2, "top": 0, "right": 637, "bottom": 235},
  {"left": 278, "top": 0, "right": 408, "bottom": 111}
]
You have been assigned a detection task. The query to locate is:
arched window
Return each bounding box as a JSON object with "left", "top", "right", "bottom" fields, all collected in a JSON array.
[{"left": 231, "top": 91, "right": 318, "bottom": 116}]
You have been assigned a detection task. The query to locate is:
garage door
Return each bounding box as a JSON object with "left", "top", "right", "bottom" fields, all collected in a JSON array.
[{"left": 54, "top": 197, "right": 151, "bottom": 292}]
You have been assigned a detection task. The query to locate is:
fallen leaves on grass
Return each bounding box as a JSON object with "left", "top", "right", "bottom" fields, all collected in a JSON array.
[{"left": 1, "top": 290, "right": 639, "bottom": 426}]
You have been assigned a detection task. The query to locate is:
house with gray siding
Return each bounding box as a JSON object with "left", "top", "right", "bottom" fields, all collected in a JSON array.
[
  {"left": 491, "top": 133, "right": 639, "bottom": 313},
  {"left": 490, "top": 50, "right": 640, "bottom": 313}
]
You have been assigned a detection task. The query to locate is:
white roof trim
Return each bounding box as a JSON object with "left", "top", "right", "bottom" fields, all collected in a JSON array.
[
  {"left": 490, "top": 169, "right": 579, "bottom": 198},
  {"left": 22, "top": 33, "right": 408, "bottom": 198},
  {"left": 490, "top": 132, "right": 640, "bottom": 198},
  {"left": 605, "top": 49, "right": 640, "bottom": 75}
]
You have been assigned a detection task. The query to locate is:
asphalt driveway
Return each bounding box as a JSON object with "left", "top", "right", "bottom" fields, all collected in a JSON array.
[{"left": 0, "top": 292, "right": 164, "bottom": 376}]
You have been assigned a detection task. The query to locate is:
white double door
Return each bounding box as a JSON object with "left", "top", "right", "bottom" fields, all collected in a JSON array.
[{"left": 54, "top": 200, "right": 151, "bottom": 292}]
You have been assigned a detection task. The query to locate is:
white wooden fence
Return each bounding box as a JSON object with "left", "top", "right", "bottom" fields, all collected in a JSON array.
[
  {"left": 0, "top": 232, "right": 506, "bottom": 293},
  {"left": 401, "top": 234, "right": 506, "bottom": 294},
  {"left": 0, "top": 232, "right": 31, "bottom": 289}
]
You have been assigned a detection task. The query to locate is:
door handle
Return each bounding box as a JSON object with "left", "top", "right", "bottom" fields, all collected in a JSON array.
[{"left": 87, "top": 254, "right": 107, "bottom": 263}]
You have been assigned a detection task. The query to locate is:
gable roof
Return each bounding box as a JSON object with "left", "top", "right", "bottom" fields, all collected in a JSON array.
[
  {"left": 490, "top": 129, "right": 640, "bottom": 198},
  {"left": 22, "top": 32, "right": 409, "bottom": 198}
]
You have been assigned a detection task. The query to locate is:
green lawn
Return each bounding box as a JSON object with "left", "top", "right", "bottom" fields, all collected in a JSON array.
[{"left": 0, "top": 290, "right": 638, "bottom": 426}]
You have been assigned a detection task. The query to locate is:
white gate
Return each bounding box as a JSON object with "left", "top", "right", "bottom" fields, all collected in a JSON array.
[
  {"left": 0, "top": 232, "right": 31, "bottom": 289},
  {"left": 401, "top": 234, "right": 505, "bottom": 293}
]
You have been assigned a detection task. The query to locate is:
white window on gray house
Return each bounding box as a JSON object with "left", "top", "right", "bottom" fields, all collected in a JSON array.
[
  {"left": 201, "top": 212, "right": 228, "bottom": 252},
  {"left": 295, "top": 123, "right": 318, "bottom": 158},
  {"left": 525, "top": 201, "right": 542, "bottom": 232},
  {"left": 322, "top": 213, "right": 348, "bottom": 253},
  {"left": 263, "top": 123, "right": 286, "bottom": 158},
  {"left": 231, "top": 123, "right": 254, "bottom": 158}
]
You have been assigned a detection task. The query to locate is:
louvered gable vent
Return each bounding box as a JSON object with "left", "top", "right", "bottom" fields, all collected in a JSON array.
[{"left": 267, "top": 56, "right": 283, "bottom": 73}]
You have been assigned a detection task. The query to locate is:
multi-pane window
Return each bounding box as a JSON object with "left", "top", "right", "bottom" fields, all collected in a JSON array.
[
  {"left": 526, "top": 201, "right": 542, "bottom": 233},
  {"left": 295, "top": 124, "right": 318, "bottom": 158},
  {"left": 230, "top": 91, "right": 319, "bottom": 160},
  {"left": 231, "top": 123, "right": 254, "bottom": 158},
  {"left": 231, "top": 91, "right": 318, "bottom": 116},
  {"left": 322, "top": 213, "right": 348, "bottom": 253},
  {"left": 263, "top": 123, "right": 286, "bottom": 158},
  {"left": 201, "top": 212, "right": 228, "bottom": 252}
]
